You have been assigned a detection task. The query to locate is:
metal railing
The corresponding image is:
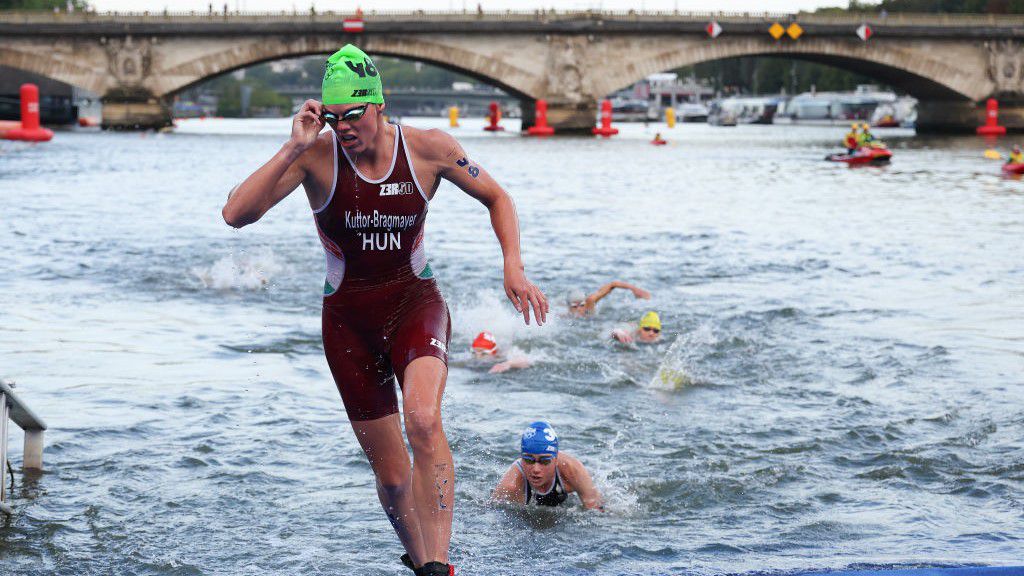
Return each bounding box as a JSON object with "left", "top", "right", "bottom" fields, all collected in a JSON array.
[
  {"left": 0, "top": 9, "right": 1023, "bottom": 27},
  {"left": 0, "top": 379, "right": 46, "bottom": 515}
]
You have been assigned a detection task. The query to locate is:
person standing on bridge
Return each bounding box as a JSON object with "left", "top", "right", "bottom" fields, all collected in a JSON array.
[{"left": 221, "top": 44, "right": 548, "bottom": 576}]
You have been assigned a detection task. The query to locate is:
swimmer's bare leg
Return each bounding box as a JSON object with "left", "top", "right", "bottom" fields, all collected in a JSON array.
[
  {"left": 402, "top": 356, "right": 453, "bottom": 565},
  {"left": 349, "top": 414, "right": 428, "bottom": 567}
]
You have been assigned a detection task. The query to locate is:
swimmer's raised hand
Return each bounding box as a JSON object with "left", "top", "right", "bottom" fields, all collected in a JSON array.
[{"left": 291, "top": 99, "right": 326, "bottom": 150}]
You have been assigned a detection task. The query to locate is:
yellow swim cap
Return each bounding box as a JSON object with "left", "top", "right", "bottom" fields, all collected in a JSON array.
[
  {"left": 639, "top": 311, "right": 661, "bottom": 331},
  {"left": 851, "top": 123, "right": 858, "bottom": 129}
]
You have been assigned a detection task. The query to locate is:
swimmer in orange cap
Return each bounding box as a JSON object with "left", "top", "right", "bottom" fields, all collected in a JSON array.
[
  {"left": 471, "top": 331, "right": 531, "bottom": 373},
  {"left": 566, "top": 281, "right": 651, "bottom": 318}
]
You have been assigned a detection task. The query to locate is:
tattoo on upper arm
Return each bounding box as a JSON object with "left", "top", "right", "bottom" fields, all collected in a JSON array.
[{"left": 456, "top": 156, "right": 480, "bottom": 178}]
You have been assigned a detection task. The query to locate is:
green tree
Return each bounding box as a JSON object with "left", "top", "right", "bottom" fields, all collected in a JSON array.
[{"left": 0, "top": 0, "right": 89, "bottom": 9}]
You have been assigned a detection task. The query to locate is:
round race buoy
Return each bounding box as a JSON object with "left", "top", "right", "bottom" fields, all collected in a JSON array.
[
  {"left": 592, "top": 99, "right": 619, "bottom": 137},
  {"left": 977, "top": 98, "right": 1007, "bottom": 136},
  {"left": 2, "top": 84, "right": 54, "bottom": 142},
  {"left": 483, "top": 101, "right": 504, "bottom": 132},
  {"left": 526, "top": 99, "right": 555, "bottom": 136}
]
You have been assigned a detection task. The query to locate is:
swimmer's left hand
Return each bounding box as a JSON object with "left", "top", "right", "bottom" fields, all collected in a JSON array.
[{"left": 504, "top": 265, "right": 548, "bottom": 325}]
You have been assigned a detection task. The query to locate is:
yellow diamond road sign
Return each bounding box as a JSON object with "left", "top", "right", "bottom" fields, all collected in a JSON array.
[
  {"left": 769, "top": 22, "right": 785, "bottom": 40},
  {"left": 787, "top": 22, "right": 804, "bottom": 39}
]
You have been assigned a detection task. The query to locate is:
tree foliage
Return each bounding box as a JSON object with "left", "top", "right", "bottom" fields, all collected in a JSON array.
[
  {"left": 0, "top": 0, "right": 89, "bottom": 9},
  {"left": 848, "top": 0, "right": 1024, "bottom": 13}
]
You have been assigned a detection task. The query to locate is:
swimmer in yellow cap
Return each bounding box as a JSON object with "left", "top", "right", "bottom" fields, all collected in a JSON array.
[
  {"left": 612, "top": 311, "right": 663, "bottom": 344},
  {"left": 566, "top": 281, "right": 651, "bottom": 318}
]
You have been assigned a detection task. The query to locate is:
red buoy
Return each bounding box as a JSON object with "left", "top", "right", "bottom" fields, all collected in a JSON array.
[
  {"left": 483, "top": 101, "right": 504, "bottom": 132},
  {"left": 2, "top": 84, "right": 54, "bottom": 142},
  {"left": 525, "top": 99, "right": 555, "bottom": 136},
  {"left": 977, "top": 98, "right": 1007, "bottom": 136},
  {"left": 592, "top": 99, "right": 619, "bottom": 137}
]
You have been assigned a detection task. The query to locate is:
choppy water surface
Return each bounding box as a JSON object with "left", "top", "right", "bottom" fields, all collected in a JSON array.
[{"left": 1, "top": 118, "right": 1022, "bottom": 575}]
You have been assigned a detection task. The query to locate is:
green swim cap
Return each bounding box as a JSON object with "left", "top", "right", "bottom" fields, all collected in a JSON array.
[{"left": 322, "top": 44, "right": 384, "bottom": 106}]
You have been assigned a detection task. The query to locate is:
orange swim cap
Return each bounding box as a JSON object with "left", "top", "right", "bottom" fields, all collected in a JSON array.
[{"left": 471, "top": 331, "right": 498, "bottom": 354}]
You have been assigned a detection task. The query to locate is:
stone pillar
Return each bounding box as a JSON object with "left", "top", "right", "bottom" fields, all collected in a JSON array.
[
  {"left": 916, "top": 40, "right": 1024, "bottom": 133},
  {"left": 101, "top": 90, "right": 173, "bottom": 130},
  {"left": 518, "top": 98, "right": 596, "bottom": 134},
  {"left": 545, "top": 100, "right": 599, "bottom": 134},
  {"left": 100, "top": 35, "right": 172, "bottom": 130},
  {"left": 520, "top": 98, "right": 536, "bottom": 132},
  {"left": 917, "top": 100, "right": 1024, "bottom": 133},
  {"left": 531, "top": 35, "right": 600, "bottom": 134}
]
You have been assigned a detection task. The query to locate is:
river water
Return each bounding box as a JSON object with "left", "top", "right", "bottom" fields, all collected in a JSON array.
[{"left": 1, "top": 118, "right": 1022, "bottom": 576}]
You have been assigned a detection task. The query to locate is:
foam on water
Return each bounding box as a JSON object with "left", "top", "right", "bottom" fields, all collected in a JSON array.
[
  {"left": 191, "top": 247, "right": 285, "bottom": 291},
  {"left": 1, "top": 118, "right": 1022, "bottom": 575}
]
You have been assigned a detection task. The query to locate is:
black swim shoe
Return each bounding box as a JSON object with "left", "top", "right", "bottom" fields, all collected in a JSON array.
[
  {"left": 414, "top": 561, "right": 454, "bottom": 576},
  {"left": 400, "top": 553, "right": 415, "bottom": 571}
]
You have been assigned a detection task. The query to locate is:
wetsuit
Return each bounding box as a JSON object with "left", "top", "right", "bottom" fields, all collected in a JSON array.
[
  {"left": 315, "top": 125, "right": 451, "bottom": 421},
  {"left": 515, "top": 460, "right": 569, "bottom": 506}
]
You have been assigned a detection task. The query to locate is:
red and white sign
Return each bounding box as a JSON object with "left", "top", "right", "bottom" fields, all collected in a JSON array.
[
  {"left": 706, "top": 21, "right": 722, "bottom": 38},
  {"left": 343, "top": 18, "right": 364, "bottom": 33},
  {"left": 856, "top": 24, "right": 872, "bottom": 41}
]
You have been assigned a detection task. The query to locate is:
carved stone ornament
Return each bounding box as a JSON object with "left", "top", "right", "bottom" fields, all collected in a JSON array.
[
  {"left": 986, "top": 40, "right": 1024, "bottom": 95},
  {"left": 544, "top": 36, "right": 588, "bottom": 104},
  {"left": 105, "top": 35, "right": 151, "bottom": 87}
]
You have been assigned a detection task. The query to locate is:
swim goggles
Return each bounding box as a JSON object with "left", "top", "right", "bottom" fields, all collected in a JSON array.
[{"left": 321, "top": 104, "right": 369, "bottom": 127}]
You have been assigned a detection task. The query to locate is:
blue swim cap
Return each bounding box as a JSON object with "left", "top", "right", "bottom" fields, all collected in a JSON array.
[{"left": 520, "top": 421, "right": 558, "bottom": 456}]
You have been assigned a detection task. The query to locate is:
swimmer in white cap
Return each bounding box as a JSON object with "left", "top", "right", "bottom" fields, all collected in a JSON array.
[{"left": 565, "top": 281, "right": 651, "bottom": 318}]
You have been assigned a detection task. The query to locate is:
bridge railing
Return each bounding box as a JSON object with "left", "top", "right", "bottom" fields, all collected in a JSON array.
[
  {"left": 0, "top": 379, "right": 47, "bottom": 516},
  {"left": 2, "top": 9, "right": 1024, "bottom": 26}
]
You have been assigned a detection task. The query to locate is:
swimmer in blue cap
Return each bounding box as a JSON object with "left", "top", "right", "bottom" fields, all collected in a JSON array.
[{"left": 491, "top": 421, "right": 603, "bottom": 510}]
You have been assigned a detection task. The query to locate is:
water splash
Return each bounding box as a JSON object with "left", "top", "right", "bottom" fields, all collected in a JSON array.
[{"left": 191, "top": 247, "right": 284, "bottom": 290}]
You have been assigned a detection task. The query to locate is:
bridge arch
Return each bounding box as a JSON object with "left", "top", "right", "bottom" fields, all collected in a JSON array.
[
  {"left": 157, "top": 36, "right": 535, "bottom": 101},
  {"left": 0, "top": 46, "right": 106, "bottom": 95},
  {"left": 592, "top": 37, "right": 985, "bottom": 102}
]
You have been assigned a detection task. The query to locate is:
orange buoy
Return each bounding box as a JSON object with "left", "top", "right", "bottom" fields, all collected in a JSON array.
[
  {"left": 2, "top": 84, "right": 54, "bottom": 142},
  {"left": 525, "top": 99, "right": 555, "bottom": 136},
  {"left": 592, "top": 99, "right": 619, "bottom": 137},
  {"left": 483, "top": 101, "right": 504, "bottom": 132},
  {"left": 977, "top": 98, "right": 1007, "bottom": 136}
]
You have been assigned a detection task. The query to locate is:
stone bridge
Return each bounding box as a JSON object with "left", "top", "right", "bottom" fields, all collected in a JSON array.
[{"left": 3, "top": 9, "right": 1024, "bottom": 131}]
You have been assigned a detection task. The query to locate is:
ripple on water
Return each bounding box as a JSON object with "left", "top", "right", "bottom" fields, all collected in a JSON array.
[{"left": 2, "top": 123, "right": 1023, "bottom": 574}]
